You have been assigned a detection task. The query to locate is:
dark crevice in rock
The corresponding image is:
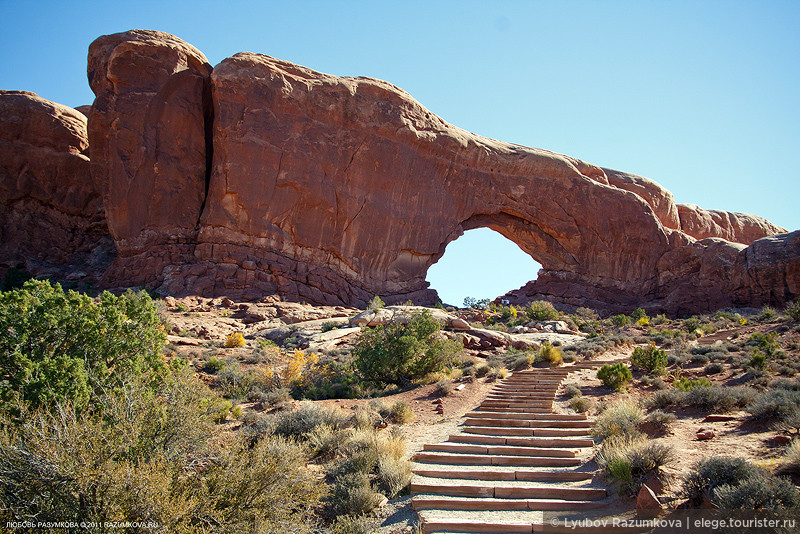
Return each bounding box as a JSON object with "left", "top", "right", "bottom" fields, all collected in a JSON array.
[{"left": 196, "top": 71, "right": 214, "bottom": 230}]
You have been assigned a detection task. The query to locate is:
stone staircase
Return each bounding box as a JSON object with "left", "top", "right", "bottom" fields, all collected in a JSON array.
[{"left": 411, "top": 363, "right": 615, "bottom": 534}]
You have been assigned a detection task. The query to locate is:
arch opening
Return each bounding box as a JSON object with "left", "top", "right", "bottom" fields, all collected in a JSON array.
[{"left": 425, "top": 227, "right": 542, "bottom": 307}]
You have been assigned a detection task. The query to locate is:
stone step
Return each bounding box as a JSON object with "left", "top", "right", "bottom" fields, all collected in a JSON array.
[
  {"left": 465, "top": 418, "right": 592, "bottom": 428},
  {"left": 479, "top": 401, "right": 553, "bottom": 407},
  {"left": 447, "top": 435, "right": 578, "bottom": 456},
  {"left": 412, "top": 469, "right": 595, "bottom": 482},
  {"left": 455, "top": 433, "right": 594, "bottom": 448},
  {"left": 424, "top": 443, "right": 581, "bottom": 458},
  {"left": 412, "top": 496, "right": 609, "bottom": 511},
  {"left": 411, "top": 483, "right": 607, "bottom": 500},
  {"left": 412, "top": 452, "right": 581, "bottom": 467},
  {"left": 486, "top": 392, "right": 555, "bottom": 399},
  {"left": 474, "top": 407, "right": 553, "bottom": 414},
  {"left": 469, "top": 412, "right": 589, "bottom": 421}
]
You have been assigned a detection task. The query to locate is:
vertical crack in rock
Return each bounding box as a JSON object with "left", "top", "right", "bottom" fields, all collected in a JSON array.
[{"left": 196, "top": 73, "right": 215, "bottom": 230}]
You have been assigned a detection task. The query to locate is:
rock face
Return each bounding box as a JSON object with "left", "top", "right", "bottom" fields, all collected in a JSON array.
[
  {"left": 677, "top": 203, "right": 786, "bottom": 244},
  {"left": 0, "top": 91, "right": 113, "bottom": 284},
  {"left": 4, "top": 29, "right": 797, "bottom": 315},
  {"left": 87, "top": 30, "right": 213, "bottom": 287}
]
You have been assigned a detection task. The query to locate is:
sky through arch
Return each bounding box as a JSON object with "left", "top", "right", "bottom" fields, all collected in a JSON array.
[{"left": 425, "top": 228, "right": 541, "bottom": 307}]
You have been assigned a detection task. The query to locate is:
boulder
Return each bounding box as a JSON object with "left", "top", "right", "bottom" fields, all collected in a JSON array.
[
  {"left": 636, "top": 484, "right": 663, "bottom": 518},
  {"left": 349, "top": 306, "right": 469, "bottom": 329},
  {"left": 0, "top": 91, "right": 113, "bottom": 284}
]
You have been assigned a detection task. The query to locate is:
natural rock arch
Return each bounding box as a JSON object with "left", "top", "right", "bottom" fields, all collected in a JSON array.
[{"left": 4, "top": 29, "right": 796, "bottom": 316}]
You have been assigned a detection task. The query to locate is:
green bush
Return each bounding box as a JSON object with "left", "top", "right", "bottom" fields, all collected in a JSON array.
[
  {"left": 749, "top": 349, "right": 767, "bottom": 370},
  {"left": 786, "top": 299, "right": 800, "bottom": 322},
  {"left": 0, "top": 279, "right": 167, "bottom": 415},
  {"left": 630, "top": 344, "right": 667, "bottom": 375},
  {"left": 610, "top": 314, "right": 631, "bottom": 327},
  {"left": 592, "top": 399, "right": 644, "bottom": 441},
  {"left": 353, "top": 309, "right": 460, "bottom": 386},
  {"left": 525, "top": 300, "right": 559, "bottom": 321},
  {"left": 673, "top": 376, "right": 712, "bottom": 392},
  {"left": 320, "top": 320, "right": 341, "bottom": 333},
  {"left": 630, "top": 308, "right": 647, "bottom": 321},
  {"left": 597, "top": 363, "right": 632, "bottom": 391}
]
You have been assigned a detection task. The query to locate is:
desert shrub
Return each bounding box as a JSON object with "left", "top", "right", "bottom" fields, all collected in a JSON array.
[
  {"left": 630, "top": 308, "right": 647, "bottom": 320},
  {"left": 511, "top": 355, "right": 531, "bottom": 371},
  {"left": 563, "top": 383, "right": 582, "bottom": 399},
  {"left": 306, "top": 424, "right": 350, "bottom": 460},
  {"left": 473, "top": 362, "right": 490, "bottom": 377},
  {"left": 684, "top": 385, "right": 756, "bottom": 412},
  {"left": 646, "top": 389, "right": 683, "bottom": 410},
  {"left": 683, "top": 316, "right": 701, "bottom": 332},
  {"left": 779, "top": 440, "right": 800, "bottom": 475},
  {"left": 367, "top": 295, "right": 385, "bottom": 311},
  {"left": 746, "top": 389, "right": 800, "bottom": 424},
  {"left": 596, "top": 435, "right": 675, "bottom": 495},
  {"left": 759, "top": 306, "right": 777, "bottom": 322},
  {"left": 682, "top": 457, "right": 761, "bottom": 504},
  {"left": 327, "top": 472, "right": 383, "bottom": 517},
  {"left": 541, "top": 342, "right": 564, "bottom": 366},
  {"left": 644, "top": 409, "right": 677, "bottom": 432},
  {"left": 689, "top": 353, "right": 709, "bottom": 364},
  {"left": 786, "top": 299, "right": 800, "bottom": 322},
  {"left": 771, "top": 378, "right": 800, "bottom": 391},
  {"left": 704, "top": 362, "right": 725, "bottom": 375},
  {"left": 205, "top": 355, "right": 226, "bottom": 373},
  {"left": 225, "top": 332, "right": 246, "bottom": 348},
  {"left": 597, "top": 363, "right": 632, "bottom": 391},
  {"left": 0, "top": 279, "right": 167, "bottom": 415},
  {"left": 592, "top": 399, "right": 644, "bottom": 441},
  {"left": 353, "top": 310, "right": 460, "bottom": 386},
  {"left": 273, "top": 403, "right": 350, "bottom": 439},
  {"left": 610, "top": 314, "right": 631, "bottom": 327},
  {"left": 320, "top": 320, "right": 340, "bottom": 333},
  {"left": 0, "top": 370, "right": 324, "bottom": 533},
  {"left": 673, "top": 376, "right": 712, "bottom": 391},
  {"left": 487, "top": 366, "right": 509, "bottom": 380},
  {"left": 630, "top": 344, "right": 667, "bottom": 375},
  {"left": 749, "top": 350, "right": 767, "bottom": 370},
  {"left": 389, "top": 401, "right": 415, "bottom": 424},
  {"left": 525, "top": 300, "right": 559, "bottom": 321},
  {"left": 326, "top": 428, "right": 410, "bottom": 516},
  {"left": 570, "top": 397, "right": 591, "bottom": 413},
  {"left": 435, "top": 378, "right": 454, "bottom": 396},
  {"left": 714, "top": 470, "right": 799, "bottom": 510},
  {"left": 263, "top": 387, "right": 292, "bottom": 407}
]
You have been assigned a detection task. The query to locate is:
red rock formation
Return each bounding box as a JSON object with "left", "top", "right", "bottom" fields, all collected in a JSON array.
[
  {"left": 87, "top": 30, "right": 213, "bottom": 287},
  {"left": 0, "top": 91, "right": 112, "bottom": 284},
  {"left": 677, "top": 203, "right": 786, "bottom": 244},
  {"left": 70, "top": 30, "right": 799, "bottom": 313}
]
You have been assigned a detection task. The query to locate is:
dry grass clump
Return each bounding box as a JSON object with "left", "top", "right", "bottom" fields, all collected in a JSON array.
[
  {"left": 595, "top": 434, "right": 675, "bottom": 495},
  {"left": 592, "top": 399, "right": 644, "bottom": 441},
  {"left": 778, "top": 440, "right": 800, "bottom": 475}
]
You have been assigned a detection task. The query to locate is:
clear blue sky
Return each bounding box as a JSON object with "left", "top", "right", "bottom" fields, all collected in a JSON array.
[{"left": 2, "top": 1, "right": 798, "bottom": 306}]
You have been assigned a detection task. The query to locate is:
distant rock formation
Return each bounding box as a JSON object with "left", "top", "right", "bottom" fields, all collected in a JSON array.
[
  {"left": 1, "top": 30, "right": 797, "bottom": 315},
  {"left": 0, "top": 90, "right": 113, "bottom": 285}
]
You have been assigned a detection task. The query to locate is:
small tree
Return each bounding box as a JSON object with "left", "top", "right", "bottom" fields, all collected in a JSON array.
[
  {"left": 597, "top": 363, "right": 632, "bottom": 391},
  {"left": 353, "top": 310, "right": 460, "bottom": 386},
  {"left": 630, "top": 344, "right": 668, "bottom": 375}
]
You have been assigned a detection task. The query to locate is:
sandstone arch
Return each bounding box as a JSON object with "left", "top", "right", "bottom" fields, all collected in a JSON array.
[{"left": 5, "top": 28, "right": 784, "bottom": 315}]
